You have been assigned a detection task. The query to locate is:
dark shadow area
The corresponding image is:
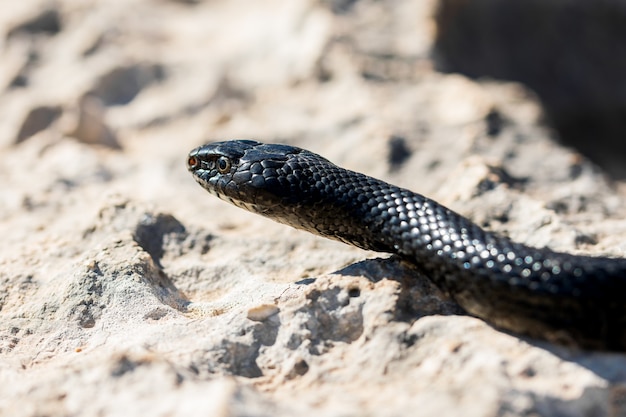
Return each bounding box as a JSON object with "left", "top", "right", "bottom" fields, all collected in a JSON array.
[
  {"left": 90, "top": 64, "right": 166, "bottom": 106},
  {"left": 133, "top": 213, "right": 187, "bottom": 268},
  {"left": 434, "top": 0, "right": 626, "bottom": 179},
  {"left": 7, "top": 8, "right": 62, "bottom": 39}
]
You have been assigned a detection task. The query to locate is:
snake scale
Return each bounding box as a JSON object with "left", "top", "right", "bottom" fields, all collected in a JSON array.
[{"left": 187, "top": 140, "right": 626, "bottom": 350}]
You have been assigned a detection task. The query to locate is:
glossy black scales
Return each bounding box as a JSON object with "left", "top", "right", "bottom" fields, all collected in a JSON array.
[{"left": 188, "top": 140, "right": 626, "bottom": 350}]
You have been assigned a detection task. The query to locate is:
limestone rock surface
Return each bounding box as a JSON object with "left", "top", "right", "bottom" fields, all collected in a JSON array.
[{"left": 1, "top": 1, "right": 626, "bottom": 416}]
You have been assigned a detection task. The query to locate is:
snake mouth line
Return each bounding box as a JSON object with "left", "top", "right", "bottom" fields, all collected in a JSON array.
[{"left": 194, "top": 176, "right": 260, "bottom": 214}]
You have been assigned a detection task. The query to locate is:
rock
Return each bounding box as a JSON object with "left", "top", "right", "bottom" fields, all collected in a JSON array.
[{"left": 1, "top": 0, "right": 626, "bottom": 416}]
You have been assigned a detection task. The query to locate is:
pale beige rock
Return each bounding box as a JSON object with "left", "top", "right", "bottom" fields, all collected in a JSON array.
[{"left": 1, "top": 1, "right": 626, "bottom": 417}]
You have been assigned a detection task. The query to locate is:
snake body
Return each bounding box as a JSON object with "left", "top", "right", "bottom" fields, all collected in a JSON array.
[{"left": 187, "top": 140, "right": 626, "bottom": 350}]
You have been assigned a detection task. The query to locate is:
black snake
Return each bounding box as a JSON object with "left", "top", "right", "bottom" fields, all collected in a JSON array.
[{"left": 187, "top": 140, "right": 626, "bottom": 350}]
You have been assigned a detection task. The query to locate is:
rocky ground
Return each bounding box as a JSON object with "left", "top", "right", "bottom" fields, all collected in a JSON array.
[{"left": 2, "top": 0, "right": 626, "bottom": 416}]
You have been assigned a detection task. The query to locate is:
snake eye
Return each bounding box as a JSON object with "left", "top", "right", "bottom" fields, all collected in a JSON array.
[
  {"left": 188, "top": 155, "right": 199, "bottom": 170},
  {"left": 216, "top": 156, "right": 231, "bottom": 173}
]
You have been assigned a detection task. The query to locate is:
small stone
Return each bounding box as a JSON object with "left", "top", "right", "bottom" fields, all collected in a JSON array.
[{"left": 246, "top": 304, "right": 279, "bottom": 322}]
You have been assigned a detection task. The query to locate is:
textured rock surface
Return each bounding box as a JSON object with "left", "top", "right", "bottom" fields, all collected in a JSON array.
[{"left": 1, "top": 1, "right": 626, "bottom": 416}]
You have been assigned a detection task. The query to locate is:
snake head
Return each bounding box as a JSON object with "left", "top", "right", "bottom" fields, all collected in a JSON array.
[
  {"left": 187, "top": 140, "right": 308, "bottom": 214},
  {"left": 188, "top": 140, "right": 374, "bottom": 241}
]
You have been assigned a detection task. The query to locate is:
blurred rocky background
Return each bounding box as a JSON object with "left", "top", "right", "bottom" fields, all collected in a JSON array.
[{"left": 1, "top": 1, "right": 626, "bottom": 416}]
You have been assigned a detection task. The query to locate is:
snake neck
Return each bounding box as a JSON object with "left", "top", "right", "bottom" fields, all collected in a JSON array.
[{"left": 266, "top": 165, "right": 465, "bottom": 258}]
